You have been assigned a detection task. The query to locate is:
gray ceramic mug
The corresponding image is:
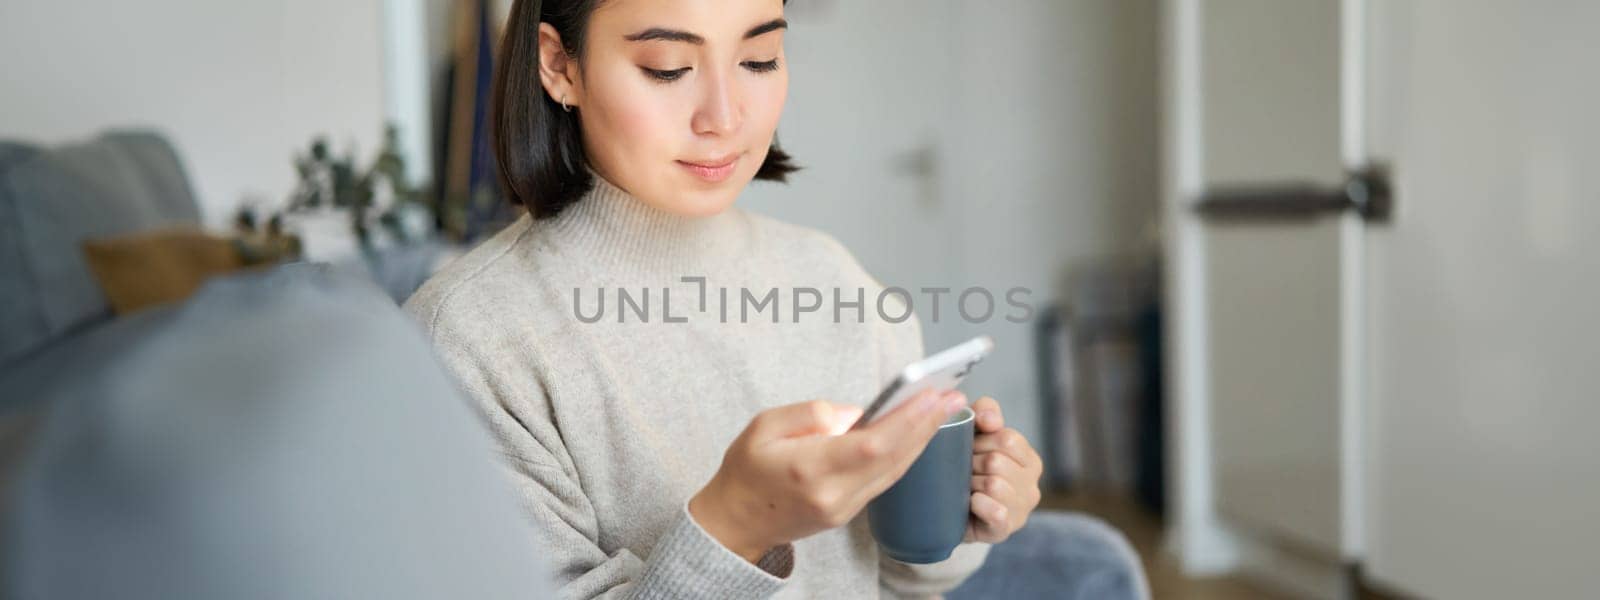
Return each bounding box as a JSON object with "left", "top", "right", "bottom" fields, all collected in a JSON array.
[{"left": 866, "top": 406, "right": 975, "bottom": 564}]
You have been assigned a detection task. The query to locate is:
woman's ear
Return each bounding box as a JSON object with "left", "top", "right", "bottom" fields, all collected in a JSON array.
[{"left": 536, "top": 22, "right": 580, "bottom": 109}]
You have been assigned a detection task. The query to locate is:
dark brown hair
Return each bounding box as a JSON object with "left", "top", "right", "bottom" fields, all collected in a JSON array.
[{"left": 491, "top": 0, "right": 798, "bottom": 219}]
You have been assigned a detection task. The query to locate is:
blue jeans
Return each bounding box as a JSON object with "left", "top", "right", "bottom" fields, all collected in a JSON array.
[{"left": 948, "top": 511, "right": 1150, "bottom": 600}]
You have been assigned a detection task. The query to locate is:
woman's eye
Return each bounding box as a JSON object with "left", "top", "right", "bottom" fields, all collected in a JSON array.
[
  {"left": 640, "top": 60, "right": 778, "bottom": 82},
  {"left": 641, "top": 66, "right": 690, "bottom": 82},
  {"left": 742, "top": 59, "right": 781, "bottom": 73}
]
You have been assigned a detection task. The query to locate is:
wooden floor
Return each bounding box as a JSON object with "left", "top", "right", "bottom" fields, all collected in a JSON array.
[{"left": 1040, "top": 492, "right": 1294, "bottom": 599}]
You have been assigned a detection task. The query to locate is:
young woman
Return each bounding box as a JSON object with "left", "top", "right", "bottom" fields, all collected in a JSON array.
[{"left": 408, "top": 1, "right": 1133, "bottom": 597}]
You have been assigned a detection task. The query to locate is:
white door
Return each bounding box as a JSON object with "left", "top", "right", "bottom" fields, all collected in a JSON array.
[
  {"left": 1360, "top": 1, "right": 1600, "bottom": 597},
  {"left": 1170, "top": 0, "right": 1357, "bottom": 580},
  {"left": 1171, "top": 0, "right": 1600, "bottom": 597}
]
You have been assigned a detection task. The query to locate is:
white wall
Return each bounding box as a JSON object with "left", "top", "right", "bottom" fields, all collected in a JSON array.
[
  {"left": 0, "top": 1, "right": 388, "bottom": 226},
  {"left": 940, "top": 0, "right": 1161, "bottom": 441}
]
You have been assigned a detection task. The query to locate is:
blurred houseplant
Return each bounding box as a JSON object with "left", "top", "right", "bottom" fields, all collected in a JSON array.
[
  {"left": 281, "top": 123, "right": 436, "bottom": 248},
  {"left": 235, "top": 123, "right": 438, "bottom": 257}
]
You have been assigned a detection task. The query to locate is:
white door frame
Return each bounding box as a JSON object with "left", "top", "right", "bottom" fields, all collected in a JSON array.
[
  {"left": 1159, "top": 0, "right": 1240, "bottom": 575},
  {"left": 1337, "top": 0, "right": 1368, "bottom": 563},
  {"left": 1161, "top": 0, "right": 1372, "bottom": 587}
]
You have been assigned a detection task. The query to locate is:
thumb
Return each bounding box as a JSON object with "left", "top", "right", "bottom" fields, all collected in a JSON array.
[{"left": 751, "top": 400, "right": 863, "bottom": 440}]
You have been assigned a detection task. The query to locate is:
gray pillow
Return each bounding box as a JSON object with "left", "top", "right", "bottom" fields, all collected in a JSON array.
[
  {"left": 0, "top": 131, "right": 200, "bottom": 366},
  {"left": 3, "top": 264, "right": 551, "bottom": 599}
]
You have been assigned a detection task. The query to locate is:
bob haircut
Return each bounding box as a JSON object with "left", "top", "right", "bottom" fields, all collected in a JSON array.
[{"left": 491, "top": 0, "right": 799, "bottom": 219}]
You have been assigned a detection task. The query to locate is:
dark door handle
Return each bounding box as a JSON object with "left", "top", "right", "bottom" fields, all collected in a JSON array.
[{"left": 1195, "top": 165, "right": 1392, "bottom": 223}]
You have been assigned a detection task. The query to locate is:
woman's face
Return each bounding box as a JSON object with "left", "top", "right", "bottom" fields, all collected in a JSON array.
[{"left": 555, "top": 0, "right": 788, "bottom": 217}]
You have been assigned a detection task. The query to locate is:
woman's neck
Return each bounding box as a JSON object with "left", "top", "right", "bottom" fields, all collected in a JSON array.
[{"left": 536, "top": 171, "right": 751, "bottom": 280}]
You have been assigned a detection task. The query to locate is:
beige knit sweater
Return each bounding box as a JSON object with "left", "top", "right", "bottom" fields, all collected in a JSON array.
[{"left": 404, "top": 174, "right": 988, "bottom": 599}]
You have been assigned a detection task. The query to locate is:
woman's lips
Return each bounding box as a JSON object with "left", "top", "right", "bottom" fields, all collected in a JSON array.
[{"left": 677, "top": 154, "right": 739, "bottom": 183}]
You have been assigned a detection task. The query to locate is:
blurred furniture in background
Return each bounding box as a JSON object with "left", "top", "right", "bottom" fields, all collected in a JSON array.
[
  {"left": 79, "top": 227, "right": 298, "bottom": 315},
  {"left": 0, "top": 131, "right": 441, "bottom": 371},
  {"left": 1, "top": 264, "right": 552, "bottom": 599},
  {"left": 435, "top": 0, "right": 516, "bottom": 242},
  {"left": 1039, "top": 258, "right": 1165, "bottom": 516},
  {"left": 0, "top": 131, "right": 200, "bottom": 367},
  {"left": 0, "top": 130, "right": 548, "bottom": 598},
  {"left": 0, "top": 130, "right": 449, "bottom": 491},
  {"left": 951, "top": 511, "right": 1150, "bottom": 600}
]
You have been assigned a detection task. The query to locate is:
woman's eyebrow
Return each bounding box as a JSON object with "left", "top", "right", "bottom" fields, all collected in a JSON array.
[
  {"left": 744, "top": 18, "right": 788, "bottom": 39},
  {"left": 623, "top": 18, "right": 788, "bottom": 45}
]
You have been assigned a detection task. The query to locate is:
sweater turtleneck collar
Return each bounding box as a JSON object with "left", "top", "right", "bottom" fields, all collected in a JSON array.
[{"left": 533, "top": 170, "right": 753, "bottom": 281}]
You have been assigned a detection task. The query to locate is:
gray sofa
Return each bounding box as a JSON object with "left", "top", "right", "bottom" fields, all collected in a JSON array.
[
  {"left": 0, "top": 132, "right": 199, "bottom": 369},
  {"left": 0, "top": 131, "right": 205, "bottom": 505},
  {"left": 0, "top": 132, "right": 549, "bottom": 599}
]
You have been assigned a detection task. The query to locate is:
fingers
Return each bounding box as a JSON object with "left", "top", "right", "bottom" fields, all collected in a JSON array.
[
  {"left": 966, "top": 454, "right": 1043, "bottom": 547},
  {"left": 972, "top": 427, "right": 1039, "bottom": 470},
  {"left": 886, "top": 390, "right": 965, "bottom": 464},
  {"left": 763, "top": 390, "right": 969, "bottom": 528},
  {"left": 847, "top": 389, "right": 964, "bottom": 465},
  {"left": 972, "top": 447, "right": 1029, "bottom": 479},
  {"left": 971, "top": 396, "right": 1005, "bottom": 433},
  {"left": 750, "top": 400, "right": 858, "bottom": 440},
  {"left": 973, "top": 471, "right": 1038, "bottom": 520},
  {"left": 881, "top": 388, "right": 962, "bottom": 432},
  {"left": 825, "top": 405, "right": 865, "bottom": 436},
  {"left": 818, "top": 390, "right": 965, "bottom": 494},
  {"left": 963, "top": 409, "right": 1043, "bottom": 546},
  {"left": 972, "top": 474, "right": 1015, "bottom": 504},
  {"left": 966, "top": 491, "right": 1010, "bottom": 543}
]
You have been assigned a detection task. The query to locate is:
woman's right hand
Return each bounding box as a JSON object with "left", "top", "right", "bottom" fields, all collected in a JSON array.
[{"left": 688, "top": 390, "right": 968, "bottom": 562}]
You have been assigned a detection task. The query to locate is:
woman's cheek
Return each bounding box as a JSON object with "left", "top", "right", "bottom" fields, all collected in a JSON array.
[
  {"left": 600, "top": 86, "right": 680, "bottom": 163},
  {"left": 748, "top": 72, "right": 788, "bottom": 137}
]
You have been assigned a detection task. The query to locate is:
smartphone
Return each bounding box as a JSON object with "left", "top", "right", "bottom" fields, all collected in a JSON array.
[{"left": 851, "top": 335, "right": 995, "bottom": 429}]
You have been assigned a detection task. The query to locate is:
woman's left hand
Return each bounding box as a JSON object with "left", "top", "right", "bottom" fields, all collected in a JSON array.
[{"left": 965, "top": 396, "right": 1043, "bottom": 543}]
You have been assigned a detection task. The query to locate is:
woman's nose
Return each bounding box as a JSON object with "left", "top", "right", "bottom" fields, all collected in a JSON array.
[{"left": 691, "top": 67, "right": 742, "bottom": 137}]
